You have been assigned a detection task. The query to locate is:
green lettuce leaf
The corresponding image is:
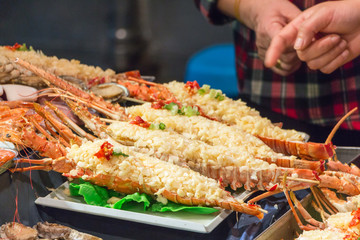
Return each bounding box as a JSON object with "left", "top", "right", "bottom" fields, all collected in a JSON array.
[
  {"left": 69, "top": 180, "right": 217, "bottom": 214},
  {"left": 70, "top": 181, "right": 108, "bottom": 206},
  {"left": 113, "top": 192, "right": 152, "bottom": 211},
  {"left": 150, "top": 202, "right": 219, "bottom": 214}
]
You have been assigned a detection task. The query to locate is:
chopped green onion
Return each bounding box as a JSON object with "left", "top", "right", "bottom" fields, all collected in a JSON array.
[
  {"left": 215, "top": 92, "right": 225, "bottom": 101},
  {"left": 217, "top": 94, "right": 225, "bottom": 101},
  {"left": 148, "top": 122, "right": 166, "bottom": 130},
  {"left": 159, "top": 122, "right": 166, "bottom": 130},
  {"left": 163, "top": 102, "right": 177, "bottom": 110},
  {"left": 198, "top": 88, "right": 206, "bottom": 95},
  {"left": 171, "top": 105, "right": 179, "bottom": 115},
  {"left": 163, "top": 102, "right": 180, "bottom": 115},
  {"left": 206, "top": 89, "right": 225, "bottom": 101},
  {"left": 113, "top": 151, "right": 129, "bottom": 157},
  {"left": 209, "top": 89, "right": 217, "bottom": 98},
  {"left": 198, "top": 84, "right": 211, "bottom": 95},
  {"left": 163, "top": 102, "right": 199, "bottom": 117},
  {"left": 182, "top": 106, "right": 200, "bottom": 117},
  {"left": 17, "top": 43, "right": 33, "bottom": 51},
  {"left": 202, "top": 84, "right": 211, "bottom": 91}
]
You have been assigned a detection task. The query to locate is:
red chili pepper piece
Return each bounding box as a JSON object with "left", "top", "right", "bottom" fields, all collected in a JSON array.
[
  {"left": 130, "top": 116, "right": 151, "bottom": 128},
  {"left": 319, "top": 160, "right": 324, "bottom": 172},
  {"left": 269, "top": 184, "right": 278, "bottom": 191},
  {"left": 151, "top": 101, "right": 165, "bottom": 109},
  {"left": 100, "top": 77, "right": 106, "bottom": 84},
  {"left": 349, "top": 209, "right": 360, "bottom": 227},
  {"left": 5, "top": 43, "right": 22, "bottom": 51},
  {"left": 87, "top": 77, "right": 106, "bottom": 88},
  {"left": 312, "top": 171, "right": 321, "bottom": 181},
  {"left": 185, "top": 81, "right": 200, "bottom": 90},
  {"left": 87, "top": 77, "right": 99, "bottom": 88},
  {"left": 218, "top": 177, "right": 226, "bottom": 189},
  {"left": 94, "top": 142, "right": 114, "bottom": 160},
  {"left": 342, "top": 234, "right": 356, "bottom": 240},
  {"left": 125, "top": 70, "right": 142, "bottom": 79},
  {"left": 248, "top": 203, "right": 257, "bottom": 208}
]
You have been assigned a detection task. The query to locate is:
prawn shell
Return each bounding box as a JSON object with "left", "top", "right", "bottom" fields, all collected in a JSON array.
[
  {"left": 0, "top": 149, "right": 17, "bottom": 174},
  {"left": 257, "top": 136, "right": 334, "bottom": 160}
]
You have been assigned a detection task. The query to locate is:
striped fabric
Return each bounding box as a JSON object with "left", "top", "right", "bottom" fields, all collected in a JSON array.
[{"left": 194, "top": 0, "right": 360, "bottom": 130}]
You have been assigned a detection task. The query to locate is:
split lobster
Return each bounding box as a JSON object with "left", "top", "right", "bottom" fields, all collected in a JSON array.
[{"left": 2, "top": 105, "right": 264, "bottom": 218}]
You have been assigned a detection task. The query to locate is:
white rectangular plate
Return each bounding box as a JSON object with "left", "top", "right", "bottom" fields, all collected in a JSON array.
[{"left": 35, "top": 181, "right": 234, "bottom": 233}]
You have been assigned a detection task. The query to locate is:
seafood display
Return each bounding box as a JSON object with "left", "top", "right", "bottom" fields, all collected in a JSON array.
[
  {"left": 0, "top": 221, "right": 102, "bottom": 240},
  {"left": 14, "top": 136, "right": 264, "bottom": 217},
  {"left": 2, "top": 100, "right": 264, "bottom": 217},
  {"left": 9, "top": 58, "right": 360, "bottom": 197},
  {"left": 2, "top": 43, "right": 360, "bottom": 237},
  {"left": 0, "top": 44, "right": 115, "bottom": 88},
  {"left": 289, "top": 188, "right": 360, "bottom": 239}
]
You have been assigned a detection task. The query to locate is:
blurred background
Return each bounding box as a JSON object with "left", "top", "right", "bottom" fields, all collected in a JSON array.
[{"left": 0, "top": 0, "right": 233, "bottom": 84}]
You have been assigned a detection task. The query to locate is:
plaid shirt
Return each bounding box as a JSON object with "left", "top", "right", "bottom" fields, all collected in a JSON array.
[{"left": 195, "top": 0, "right": 360, "bottom": 130}]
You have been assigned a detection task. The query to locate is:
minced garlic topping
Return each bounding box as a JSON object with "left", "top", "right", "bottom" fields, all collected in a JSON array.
[
  {"left": 66, "top": 139, "right": 236, "bottom": 204},
  {"left": 297, "top": 229, "right": 350, "bottom": 240},
  {"left": 0, "top": 46, "right": 115, "bottom": 81},
  {"left": 327, "top": 212, "right": 360, "bottom": 234},
  {"left": 165, "top": 81, "right": 305, "bottom": 141},
  {"left": 298, "top": 206, "right": 360, "bottom": 239},
  {"left": 127, "top": 103, "right": 293, "bottom": 161},
  {"left": 106, "top": 120, "right": 272, "bottom": 169},
  {"left": 346, "top": 195, "right": 360, "bottom": 211}
]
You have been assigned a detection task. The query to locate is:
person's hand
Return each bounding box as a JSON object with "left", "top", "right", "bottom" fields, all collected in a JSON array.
[
  {"left": 265, "top": 1, "right": 360, "bottom": 74},
  {"left": 239, "top": 0, "right": 302, "bottom": 76}
]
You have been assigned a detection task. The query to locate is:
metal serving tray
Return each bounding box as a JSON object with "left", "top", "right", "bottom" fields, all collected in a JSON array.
[{"left": 255, "top": 146, "right": 360, "bottom": 240}]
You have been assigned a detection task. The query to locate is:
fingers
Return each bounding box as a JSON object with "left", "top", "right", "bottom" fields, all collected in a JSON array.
[
  {"left": 271, "top": 52, "right": 302, "bottom": 76},
  {"left": 297, "top": 34, "right": 342, "bottom": 61},
  {"left": 294, "top": 8, "right": 333, "bottom": 50},
  {"left": 260, "top": 41, "right": 301, "bottom": 76},
  {"left": 266, "top": 4, "right": 333, "bottom": 67},
  {"left": 271, "top": 59, "right": 301, "bottom": 76},
  {"left": 295, "top": 32, "right": 350, "bottom": 74},
  {"left": 265, "top": 21, "right": 301, "bottom": 68},
  {"left": 318, "top": 50, "right": 349, "bottom": 74},
  {"left": 298, "top": 37, "right": 347, "bottom": 70}
]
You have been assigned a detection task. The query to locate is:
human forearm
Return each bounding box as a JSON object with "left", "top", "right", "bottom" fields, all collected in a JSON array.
[
  {"left": 218, "top": 0, "right": 300, "bottom": 31},
  {"left": 217, "top": 0, "right": 257, "bottom": 29}
]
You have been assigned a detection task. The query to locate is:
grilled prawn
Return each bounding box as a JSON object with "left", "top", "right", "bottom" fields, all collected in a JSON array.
[
  {"left": 0, "top": 101, "right": 264, "bottom": 218},
  {"left": 13, "top": 138, "right": 265, "bottom": 218}
]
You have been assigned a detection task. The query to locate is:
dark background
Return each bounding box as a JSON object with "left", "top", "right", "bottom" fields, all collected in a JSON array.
[{"left": 0, "top": 0, "right": 233, "bottom": 83}]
